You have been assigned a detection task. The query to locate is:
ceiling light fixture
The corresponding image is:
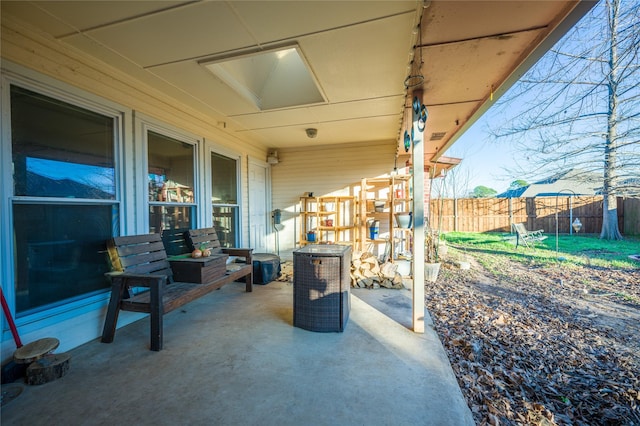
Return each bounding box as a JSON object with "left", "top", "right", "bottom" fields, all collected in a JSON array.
[{"left": 200, "top": 44, "right": 326, "bottom": 111}]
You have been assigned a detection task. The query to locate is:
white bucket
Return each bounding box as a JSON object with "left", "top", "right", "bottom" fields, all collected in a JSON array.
[
  {"left": 395, "top": 260, "right": 411, "bottom": 276},
  {"left": 395, "top": 213, "right": 412, "bottom": 228},
  {"left": 424, "top": 262, "right": 441, "bottom": 282}
]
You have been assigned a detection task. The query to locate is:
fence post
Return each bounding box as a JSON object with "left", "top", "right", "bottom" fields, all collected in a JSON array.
[
  {"left": 454, "top": 198, "right": 458, "bottom": 231},
  {"left": 508, "top": 197, "right": 513, "bottom": 232},
  {"left": 569, "top": 195, "right": 573, "bottom": 235}
]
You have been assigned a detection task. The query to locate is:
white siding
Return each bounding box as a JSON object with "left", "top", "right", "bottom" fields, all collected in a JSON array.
[{"left": 271, "top": 141, "right": 397, "bottom": 256}]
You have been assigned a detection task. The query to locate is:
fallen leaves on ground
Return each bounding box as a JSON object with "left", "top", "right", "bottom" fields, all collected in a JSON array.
[{"left": 426, "top": 249, "right": 640, "bottom": 425}]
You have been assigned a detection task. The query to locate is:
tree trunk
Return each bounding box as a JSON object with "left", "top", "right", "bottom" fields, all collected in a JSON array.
[
  {"left": 600, "top": 0, "right": 623, "bottom": 241},
  {"left": 600, "top": 194, "right": 622, "bottom": 240}
]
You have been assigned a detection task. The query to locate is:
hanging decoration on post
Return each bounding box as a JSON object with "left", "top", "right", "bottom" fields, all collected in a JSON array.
[
  {"left": 572, "top": 218, "right": 582, "bottom": 234},
  {"left": 404, "top": 66, "right": 424, "bottom": 89},
  {"left": 404, "top": 25, "right": 424, "bottom": 89},
  {"left": 418, "top": 104, "right": 428, "bottom": 132},
  {"left": 412, "top": 96, "right": 421, "bottom": 115},
  {"left": 404, "top": 130, "right": 411, "bottom": 152},
  {"left": 400, "top": 23, "right": 425, "bottom": 153},
  {"left": 403, "top": 96, "right": 412, "bottom": 152},
  {"left": 392, "top": 154, "right": 399, "bottom": 175}
]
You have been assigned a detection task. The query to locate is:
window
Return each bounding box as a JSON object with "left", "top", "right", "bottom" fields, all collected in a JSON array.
[
  {"left": 10, "top": 85, "right": 119, "bottom": 314},
  {"left": 12, "top": 87, "right": 116, "bottom": 199},
  {"left": 211, "top": 152, "right": 239, "bottom": 247},
  {"left": 13, "top": 204, "right": 115, "bottom": 312},
  {"left": 147, "top": 131, "right": 196, "bottom": 233}
]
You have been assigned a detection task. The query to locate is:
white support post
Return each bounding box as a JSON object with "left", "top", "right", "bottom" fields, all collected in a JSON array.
[{"left": 411, "top": 90, "right": 425, "bottom": 333}]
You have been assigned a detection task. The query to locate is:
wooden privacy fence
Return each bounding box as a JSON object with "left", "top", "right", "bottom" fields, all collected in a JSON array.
[
  {"left": 625, "top": 198, "right": 640, "bottom": 236},
  {"left": 428, "top": 196, "right": 638, "bottom": 235}
]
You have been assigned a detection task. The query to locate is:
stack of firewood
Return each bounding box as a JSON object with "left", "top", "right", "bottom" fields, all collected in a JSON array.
[
  {"left": 276, "top": 261, "right": 293, "bottom": 283},
  {"left": 350, "top": 251, "right": 404, "bottom": 289}
]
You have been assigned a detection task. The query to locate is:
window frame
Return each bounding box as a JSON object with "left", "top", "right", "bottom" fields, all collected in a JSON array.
[
  {"left": 135, "top": 113, "right": 201, "bottom": 233},
  {"left": 205, "top": 142, "right": 243, "bottom": 247},
  {"left": 1, "top": 62, "right": 129, "bottom": 324}
]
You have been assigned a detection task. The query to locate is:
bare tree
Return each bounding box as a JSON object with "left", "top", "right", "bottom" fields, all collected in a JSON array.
[
  {"left": 491, "top": 0, "right": 639, "bottom": 240},
  {"left": 434, "top": 145, "right": 478, "bottom": 199},
  {"left": 432, "top": 162, "right": 474, "bottom": 200}
]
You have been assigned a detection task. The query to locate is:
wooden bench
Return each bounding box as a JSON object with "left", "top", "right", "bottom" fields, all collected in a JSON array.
[
  {"left": 512, "top": 223, "right": 548, "bottom": 248},
  {"left": 163, "top": 227, "right": 254, "bottom": 288},
  {"left": 101, "top": 232, "right": 253, "bottom": 351},
  {"left": 183, "top": 227, "right": 254, "bottom": 271}
]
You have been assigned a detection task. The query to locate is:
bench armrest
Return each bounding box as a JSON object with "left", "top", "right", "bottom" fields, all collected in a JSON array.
[{"left": 106, "top": 271, "right": 168, "bottom": 289}]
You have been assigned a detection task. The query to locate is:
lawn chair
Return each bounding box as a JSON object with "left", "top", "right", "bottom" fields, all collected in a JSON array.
[{"left": 512, "top": 223, "right": 548, "bottom": 248}]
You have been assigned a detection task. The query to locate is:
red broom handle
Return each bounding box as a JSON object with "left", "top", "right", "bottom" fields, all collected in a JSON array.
[{"left": 0, "top": 287, "right": 23, "bottom": 348}]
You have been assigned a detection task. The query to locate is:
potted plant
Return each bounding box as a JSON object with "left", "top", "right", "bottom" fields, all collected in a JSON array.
[{"left": 424, "top": 228, "right": 441, "bottom": 282}]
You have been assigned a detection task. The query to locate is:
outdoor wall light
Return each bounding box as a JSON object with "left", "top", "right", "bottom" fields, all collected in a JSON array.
[{"left": 267, "top": 151, "right": 279, "bottom": 164}]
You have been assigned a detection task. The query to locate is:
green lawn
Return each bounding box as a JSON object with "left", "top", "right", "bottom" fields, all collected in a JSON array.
[{"left": 440, "top": 231, "right": 640, "bottom": 269}]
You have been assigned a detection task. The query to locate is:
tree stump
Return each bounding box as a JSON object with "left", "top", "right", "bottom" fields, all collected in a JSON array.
[
  {"left": 13, "top": 338, "right": 59, "bottom": 364},
  {"left": 26, "top": 353, "right": 71, "bottom": 385}
]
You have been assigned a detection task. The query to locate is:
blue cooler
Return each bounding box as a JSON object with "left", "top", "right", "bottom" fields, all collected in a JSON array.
[{"left": 252, "top": 253, "right": 281, "bottom": 285}]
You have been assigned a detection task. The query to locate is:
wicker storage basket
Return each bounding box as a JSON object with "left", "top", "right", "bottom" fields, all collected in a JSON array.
[{"left": 293, "top": 244, "right": 352, "bottom": 332}]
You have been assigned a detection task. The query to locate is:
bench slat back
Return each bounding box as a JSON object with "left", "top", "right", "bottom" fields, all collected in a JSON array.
[
  {"left": 161, "top": 228, "right": 191, "bottom": 256},
  {"left": 513, "top": 223, "right": 527, "bottom": 235},
  {"left": 185, "top": 228, "right": 223, "bottom": 254},
  {"left": 107, "top": 233, "right": 174, "bottom": 281}
]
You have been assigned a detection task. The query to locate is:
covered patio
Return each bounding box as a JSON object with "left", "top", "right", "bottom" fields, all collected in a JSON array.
[
  {"left": 2, "top": 280, "right": 474, "bottom": 425},
  {"left": 1, "top": 1, "right": 596, "bottom": 422}
]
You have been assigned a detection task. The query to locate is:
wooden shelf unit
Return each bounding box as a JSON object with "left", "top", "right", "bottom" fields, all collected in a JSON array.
[
  {"left": 299, "top": 195, "right": 357, "bottom": 246},
  {"left": 359, "top": 175, "right": 412, "bottom": 261}
]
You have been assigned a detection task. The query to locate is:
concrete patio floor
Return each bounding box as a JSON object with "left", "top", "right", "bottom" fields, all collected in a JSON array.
[{"left": 1, "top": 278, "right": 474, "bottom": 425}]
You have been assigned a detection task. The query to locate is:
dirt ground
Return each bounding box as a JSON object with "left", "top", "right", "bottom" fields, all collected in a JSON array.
[{"left": 426, "top": 247, "right": 640, "bottom": 425}]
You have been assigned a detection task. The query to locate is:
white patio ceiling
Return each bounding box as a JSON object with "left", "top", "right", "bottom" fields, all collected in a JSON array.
[{"left": 2, "top": 0, "right": 596, "bottom": 168}]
